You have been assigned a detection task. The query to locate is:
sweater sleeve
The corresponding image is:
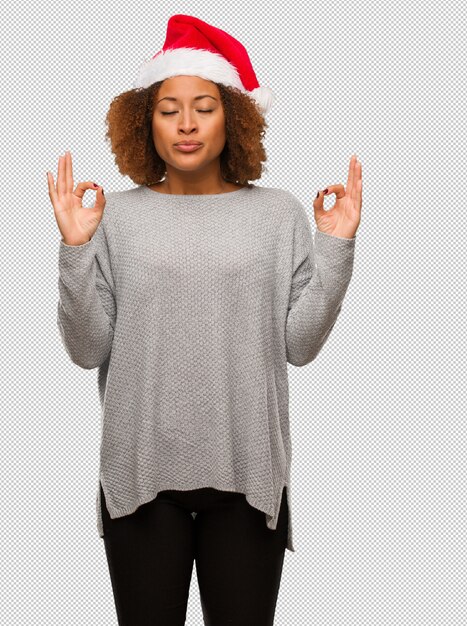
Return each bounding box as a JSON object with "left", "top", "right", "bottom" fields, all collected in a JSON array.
[
  {"left": 286, "top": 201, "right": 356, "bottom": 367},
  {"left": 56, "top": 210, "right": 117, "bottom": 370}
]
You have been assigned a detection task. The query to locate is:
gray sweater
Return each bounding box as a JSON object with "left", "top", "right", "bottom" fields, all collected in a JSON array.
[{"left": 57, "top": 183, "right": 356, "bottom": 553}]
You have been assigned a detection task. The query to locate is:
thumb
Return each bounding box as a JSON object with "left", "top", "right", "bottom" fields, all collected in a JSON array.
[
  {"left": 74, "top": 181, "right": 105, "bottom": 211},
  {"left": 313, "top": 188, "right": 327, "bottom": 221},
  {"left": 91, "top": 187, "right": 106, "bottom": 223},
  {"left": 74, "top": 180, "right": 104, "bottom": 199}
]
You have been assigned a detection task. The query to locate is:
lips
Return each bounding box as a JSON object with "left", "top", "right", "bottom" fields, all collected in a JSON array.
[{"left": 174, "top": 143, "right": 203, "bottom": 152}]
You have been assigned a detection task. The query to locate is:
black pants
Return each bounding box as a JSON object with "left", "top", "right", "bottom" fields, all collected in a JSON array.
[{"left": 100, "top": 482, "right": 288, "bottom": 626}]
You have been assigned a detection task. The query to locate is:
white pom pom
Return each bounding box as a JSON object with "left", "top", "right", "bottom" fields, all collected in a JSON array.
[{"left": 250, "top": 86, "right": 275, "bottom": 116}]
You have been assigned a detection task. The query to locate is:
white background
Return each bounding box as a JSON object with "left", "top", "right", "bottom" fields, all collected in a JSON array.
[{"left": 2, "top": 0, "right": 466, "bottom": 624}]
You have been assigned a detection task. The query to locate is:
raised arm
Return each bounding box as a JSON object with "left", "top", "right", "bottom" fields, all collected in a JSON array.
[
  {"left": 57, "top": 218, "right": 116, "bottom": 369},
  {"left": 48, "top": 151, "right": 116, "bottom": 369},
  {"left": 286, "top": 202, "right": 356, "bottom": 366}
]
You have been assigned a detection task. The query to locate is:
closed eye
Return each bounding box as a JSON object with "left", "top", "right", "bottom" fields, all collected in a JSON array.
[{"left": 161, "top": 110, "right": 214, "bottom": 115}]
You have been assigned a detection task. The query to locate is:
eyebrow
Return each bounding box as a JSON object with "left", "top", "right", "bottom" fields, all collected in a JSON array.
[{"left": 157, "top": 95, "right": 218, "bottom": 104}]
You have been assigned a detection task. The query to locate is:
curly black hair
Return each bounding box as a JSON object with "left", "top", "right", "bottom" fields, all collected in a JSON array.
[{"left": 104, "top": 81, "right": 269, "bottom": 186}]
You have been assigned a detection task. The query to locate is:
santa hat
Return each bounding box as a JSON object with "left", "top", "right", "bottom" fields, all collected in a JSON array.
[{"left": 133, "top": 14, "right": 274, "bottom": 116}]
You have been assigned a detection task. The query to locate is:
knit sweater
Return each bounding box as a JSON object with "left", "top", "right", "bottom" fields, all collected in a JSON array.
[{"left": 56, "top": 183, "right": 356, "bottom": 553}]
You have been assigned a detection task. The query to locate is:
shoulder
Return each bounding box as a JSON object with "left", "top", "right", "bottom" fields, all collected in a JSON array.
[
  {"left": 102, "top": 187, "right": 140, "bottom": 211},
  {"left": 254, "top": 185, "right": 308, "bottom": 223},
  {"left": 100, "top": 187, "right": 143, "bottom": 227}
]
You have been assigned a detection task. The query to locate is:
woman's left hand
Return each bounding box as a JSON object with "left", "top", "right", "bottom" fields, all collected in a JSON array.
[{"left": 313, "top": 154, "right": 362, "bottom": 239}]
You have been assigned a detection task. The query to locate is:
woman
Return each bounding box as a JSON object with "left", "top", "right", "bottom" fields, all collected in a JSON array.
[{"left": 48, "top": 14, "right": 362, "bottom": 626}]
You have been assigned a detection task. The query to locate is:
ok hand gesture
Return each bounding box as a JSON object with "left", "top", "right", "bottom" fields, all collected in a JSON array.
[
  {"left": 47, "top": 151, "right": 105, "bottom": 246},
  {"left": 313, "top": 154, "right": 362, "bottom": 239}
]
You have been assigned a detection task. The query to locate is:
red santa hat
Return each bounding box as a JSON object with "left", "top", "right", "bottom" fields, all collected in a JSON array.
[{"left": 133, "top": 14, "right": 275, "bottom": 116}]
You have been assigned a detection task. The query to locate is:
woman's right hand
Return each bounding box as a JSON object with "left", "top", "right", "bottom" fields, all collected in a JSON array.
[{"left": 47, "top": 150, "right": 106, "bottom": 246}]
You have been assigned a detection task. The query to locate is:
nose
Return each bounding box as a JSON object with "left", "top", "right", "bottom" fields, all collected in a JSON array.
[{"left": 177, "top": 110, "right": 199, "bottom": 134}]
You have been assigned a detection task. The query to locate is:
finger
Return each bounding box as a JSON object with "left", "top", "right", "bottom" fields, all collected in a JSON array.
[
  {"left": 359, "top": 159, "right": 362, "bottom": 204},
  {"left": 91, "top": 184, "right": 106, "bottom": 215},
  {"left": 57, "top": 154, "right": 66, "bottom": 196},
  {"left": 352, "top": 159, "right": 362, "bottom": 208},
  {"left": 323, "top": 184, "right": 345, "bottom": 200},
  {"left": 94, "top": 184, "right": 106, "bottom": 211},
  {"left": 313, "top": 189, "right": 329, "bottom": 221},
  {"left": 346, "top": 154, "right": 357, "bottom": 195},
  {"left": 74, "top": 181, "right": 105, "bottom": 209},
  {"left": 47, "top": 171, "right": 58, "bottom": 207},
  {"left": 65, "top": 151, "right": 74, "bottom": 193}
]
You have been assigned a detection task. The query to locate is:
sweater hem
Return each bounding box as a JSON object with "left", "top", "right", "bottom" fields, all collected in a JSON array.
[{"left": 96, "top": 478, "right": 295, "bottom": 552}]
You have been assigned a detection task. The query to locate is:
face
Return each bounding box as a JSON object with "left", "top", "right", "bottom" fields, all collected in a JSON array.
[{"left": 152, "top": 75, "right": 227, "bottom": 175}]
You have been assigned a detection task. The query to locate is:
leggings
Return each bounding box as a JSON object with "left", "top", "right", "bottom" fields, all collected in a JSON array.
[{"left": 100, "top": 482, "right": 288, "bottom": 626}]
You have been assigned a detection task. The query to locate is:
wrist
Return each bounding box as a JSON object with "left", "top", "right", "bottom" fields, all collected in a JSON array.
[
  {"left": 317, "top": 229, "right": 356, "bottom": 241},
  {"left": 61, "top": 237, "right": 91, "bottom": 247}
]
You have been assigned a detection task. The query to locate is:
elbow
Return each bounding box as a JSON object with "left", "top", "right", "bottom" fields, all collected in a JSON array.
[
  {"left": 285, "top": 336, "right": 320, "bottom": 367},
  {"left": 57, "top": 319, "right": 113, "bottom": 370},
  {"left": 72, "top": 353, "right": 110, "bottom": 370},
  {"left": 62, "top": 342, "right": 112, "bottom": 370},
  {"left": 286, "top": 319, "right": 339, "bottom": 367},
  {"left": 286, "top": 347, "right": 319, "bottom": 367}
]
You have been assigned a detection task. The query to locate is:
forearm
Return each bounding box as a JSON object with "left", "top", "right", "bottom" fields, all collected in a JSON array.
[
  {"left": 286, "top": 229, "right": 356, "bottom": 366},
  {"left": 57, "top": 237, "right": 114, "bottom": 369}
]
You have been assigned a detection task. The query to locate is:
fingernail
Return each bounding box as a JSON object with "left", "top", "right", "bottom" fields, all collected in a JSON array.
[
  {"left": 316, "top": 191, "right": 319, "bottom": 198},
  {"left": 102, "top": 189, "right": 105, "bottom": 196},
  {"left": 93, "top": 183, "right": 98, "bottom": 188},
  {"left": 323, "top": 188, "right": 329, "bottom": 194}
]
